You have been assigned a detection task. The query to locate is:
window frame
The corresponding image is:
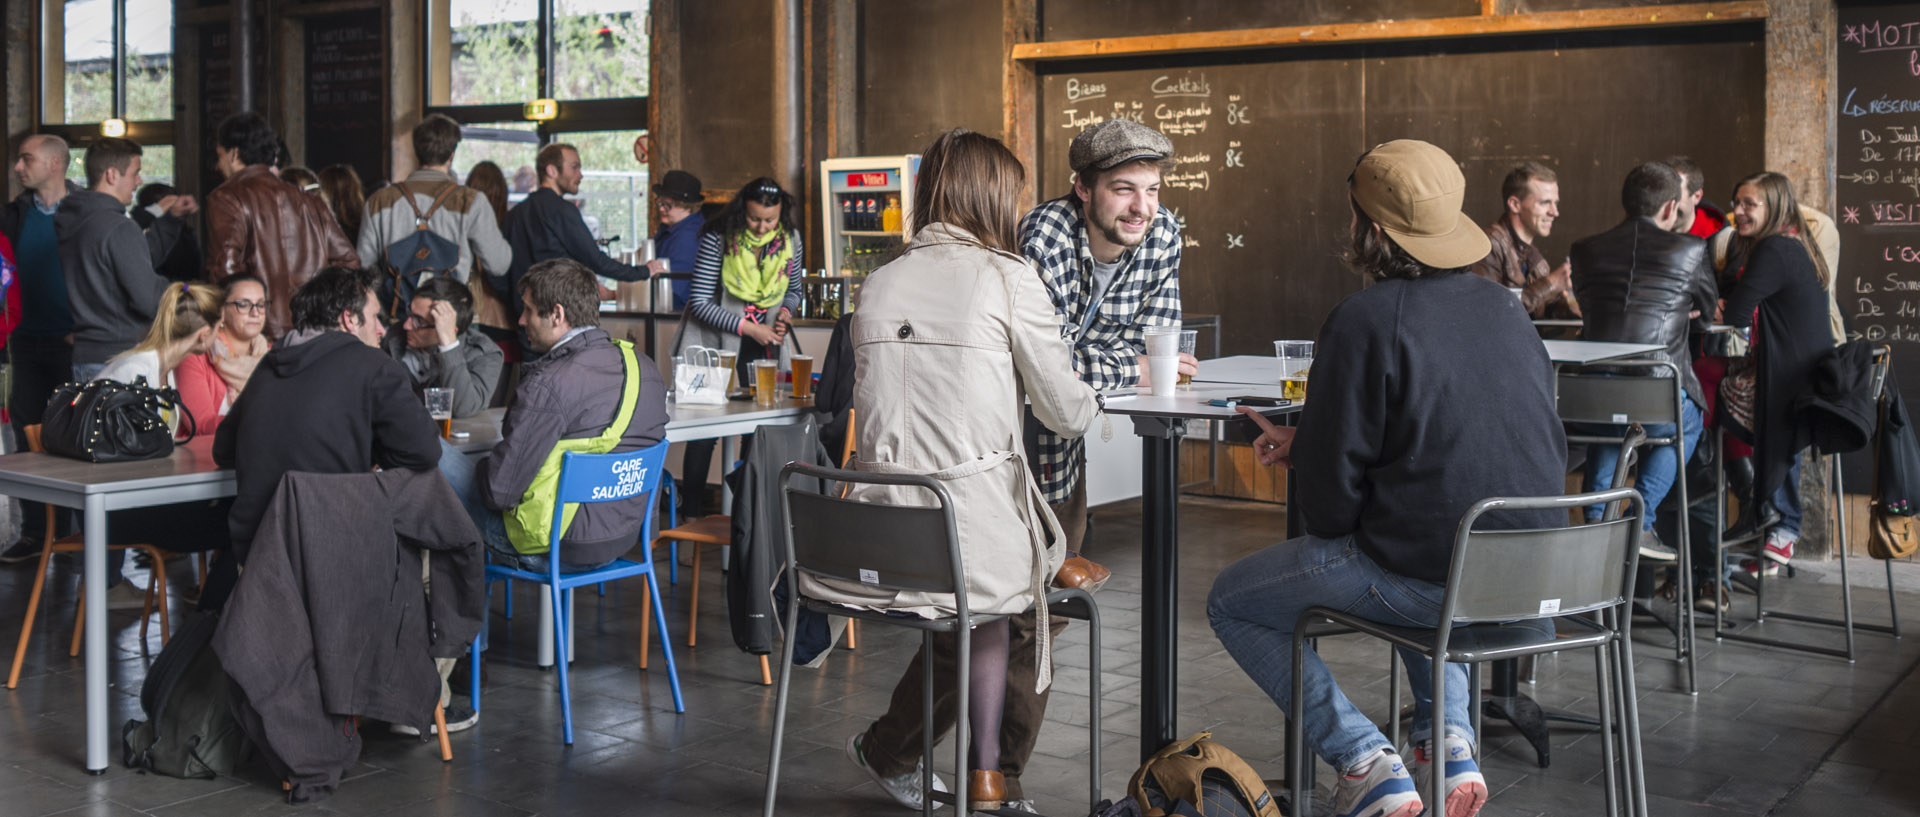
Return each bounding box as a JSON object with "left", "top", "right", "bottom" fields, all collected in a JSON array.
[
  {"left": 419, "top": 0, "right": 652, "bottom": 140},
  {"left": 39, "top": 0, "right": 177, "bottom": 151}
]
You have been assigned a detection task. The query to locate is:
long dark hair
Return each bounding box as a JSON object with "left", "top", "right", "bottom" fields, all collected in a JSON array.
[
  {"left": 912, "top": 129, "right": 1024, "bottom": 253},
  {"left": 1346, "top": 197, "right": 1469, "bottom": 282},
  {"left": 1728, "top": 171, "right": 1829, "bottom": 289},
  {"left": 703, "top": 177, "right": 797, "bottom": 254}
]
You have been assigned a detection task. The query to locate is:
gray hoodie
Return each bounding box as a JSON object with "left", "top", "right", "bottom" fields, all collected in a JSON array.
[{"left": 55, "top": 189, "right": 169, "bottom": 365}]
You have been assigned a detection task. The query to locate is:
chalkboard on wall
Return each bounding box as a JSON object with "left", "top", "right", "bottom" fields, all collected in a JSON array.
[
  {"left": 1837, "top": 6, "right": 1920, "bottom": 413},
  {"left": 304, "top": 10, "right": 387, "bottom": 189},
  {"left": 1036, "top": 28, "right": 1763, "bottom": 356}
]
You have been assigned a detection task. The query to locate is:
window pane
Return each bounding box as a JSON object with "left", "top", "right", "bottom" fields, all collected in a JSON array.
[
  {"left": 451, "top": 122, "right": 542, "bottom": 205},
  {"left": 65, "top": 145, "right": 175, "bottom": 189},
  {"left": 566, "top": 130, "right": 647, "bottom": 250},
  {"left": 554, "top": 1, "right": 649, "bottom": 100},
  {"left": 64, "top": 0, "right": 115, "bottom": 123},
  {"left": 448, "top": 0, "right": 537, "bottom": 105},
  {"left": 126, "top": 0, "right": 175, "bottom": 120}
]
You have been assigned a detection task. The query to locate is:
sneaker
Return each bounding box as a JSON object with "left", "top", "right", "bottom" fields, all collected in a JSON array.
[
  {"left": 1762, "top": 530, "right": 1795, "bottom": 565},
  {"left": 1694, "top": 580, "right": 1731, "bottom": 613},
  {"left": 1738, "top": 555, "right": 1780, "bottom": 579},
  {"left": 1636, "top": 530, "right": 1679, "bottom": 563},
  {"left": 0, "top": 540, "right": 39, "bottom": 565},
  {"left": 105, "top": 581, "right": 148, "bottom": 611},
  {"left": 1332, "top": 748, "right": 1423, "bottom": 817},
  {"left": 1002, "top": 799, "right": 1039, "bottom": 813},
  {"left": 1410, "top": 735, "right": 1488, "bottom": 817},
  {"left": 847, "top": 733, "right": 948, "bottom": 810},
  {"left": 391, "top": 704, "right": 478, "bottom": 736}
]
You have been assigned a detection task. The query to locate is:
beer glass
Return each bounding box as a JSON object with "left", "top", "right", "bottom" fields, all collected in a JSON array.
[
  {"left": 790, "top": 354, "right": 815, "bottom": 400},
  {"left": 718, "top": 350, "right": 739, "bottom": 392},
  {"left": 1177, "top": 330, "right": 1198, "bottom": 388},
  {"left": 1274, "top": 340, "right": 1314, "bottom": 401},
  {"left": 424, "top": 388, "right": 454, "bottom": 439},
  {"left": 751, "top": 360, "right": 778, "bottom": 406}
]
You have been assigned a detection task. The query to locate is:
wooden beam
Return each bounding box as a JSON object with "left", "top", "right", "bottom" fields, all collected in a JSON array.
[
  {"left": 1010, "top": 2, "right": 1766, "bottom": 62},
  {"left": 1003, "top": 0, "right": 1037, "bottom": 211},
  {"left": 1481, "top": 0, "right": 1498, "bottom": 16},
  {"left": 279, "top": 0, "right": 383, "bottom": 19}
]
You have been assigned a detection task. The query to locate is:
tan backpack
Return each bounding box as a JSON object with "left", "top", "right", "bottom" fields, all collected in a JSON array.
[{"left": 1128, "top": 731, "right": 1282, "bottom": 817}]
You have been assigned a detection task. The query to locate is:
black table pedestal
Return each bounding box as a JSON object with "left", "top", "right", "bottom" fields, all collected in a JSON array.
[
  {"left": 1135, "top": 416, "right": 1184, "bottom": 762},
  {"left": 1481, "top": 658, "right": 1599, "bottom": 768}
]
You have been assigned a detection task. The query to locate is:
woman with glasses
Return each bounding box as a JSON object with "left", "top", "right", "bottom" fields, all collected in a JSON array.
[
  {"left": 673, "top": 177, "right": 804, "bottom": 516},
  {"left": 175, "top": 275, "right": 271, "bottom": 438}
]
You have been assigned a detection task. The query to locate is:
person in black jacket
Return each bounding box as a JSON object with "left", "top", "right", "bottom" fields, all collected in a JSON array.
[
  {"left": 1207, "top": 140, "right": 1566, "bottom": 817},
  {"left": 214, "top": 266, "right": 440, "bottom": 587},
  {"left": 1568, "top": 161, "right": 1716, "bottom": 563},
  {"left": 131, "top": 183, "right": 204, "bottom": 282},
  {"left": 497, "top": 142, "right": 649, "bottom": 325},
  {"left": 1717, "top": 172, "right": 1835, "bottom": 571}
]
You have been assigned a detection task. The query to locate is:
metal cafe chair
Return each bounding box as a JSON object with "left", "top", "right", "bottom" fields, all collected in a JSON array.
[
  {"left": 1291, "top": 489, "right": 1652, "bottom": 817},
  {"left": 1557, "top": 360, "right": 1700, "bottom": 694},
  {"left": 1713, "top": 344, "right": 1901, "bottom": 660},
  {"left": 762, "top": 462, "right": 1102, "bottom": 817},
  {"left": 468, "top": 441, "right": 685, "bottom": 745}
]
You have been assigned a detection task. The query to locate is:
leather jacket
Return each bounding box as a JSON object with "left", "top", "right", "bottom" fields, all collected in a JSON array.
[
  {"left": 1472, "top": 219, "right": 1567, "bottom": 317},
  {"left": 1569, "top": 216, "right": 1717, "bottom": 407},
  {"left": 204, "top": 165, "right": 360, "bottom": 338}
]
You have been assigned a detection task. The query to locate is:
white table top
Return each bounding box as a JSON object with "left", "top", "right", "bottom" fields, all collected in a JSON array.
[
  {"left": 1197, "top": 338, "right": 1666, "bottom": 386},
  {"left": 453, "top": 399, "right": 818, "bottom": 453},
  {"left": 1541, "top": 340, "right": 1664, "bottom": 364},
  {"left": 1102, "top": 384, "right": 1301, "bottom": 421}
]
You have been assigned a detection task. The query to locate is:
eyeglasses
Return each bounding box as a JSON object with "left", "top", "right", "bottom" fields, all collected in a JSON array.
[
  {"left": 225, "top": 300, "right": 270, "bottom": 315},
  {"left": 405, "top": 312, "right": 437, "bottom": 329}
]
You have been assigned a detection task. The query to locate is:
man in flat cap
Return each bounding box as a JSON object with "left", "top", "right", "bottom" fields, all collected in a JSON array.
[{"left": 1210, "top": 140, "right": 1568, "bottom": 817}]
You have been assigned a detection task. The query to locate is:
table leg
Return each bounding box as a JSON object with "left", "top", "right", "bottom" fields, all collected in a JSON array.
[
  {"left": 720, "top": 436, "right": 737, "bottom": 572},
  {"left": 1137, "top": 417, "right": 1182, "bottom": 761},
  {"left": 84, "top": 494, "right": 108, "bottom": 774}
]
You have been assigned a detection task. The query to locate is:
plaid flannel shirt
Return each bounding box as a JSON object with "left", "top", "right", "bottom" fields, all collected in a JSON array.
[{"left": 1019, "top": 194, "right": 1183, "bottom": 504}]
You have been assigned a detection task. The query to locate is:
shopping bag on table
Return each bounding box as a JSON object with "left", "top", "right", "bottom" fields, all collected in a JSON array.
[{"left": 675, "top": 346, "right": 731, "bottom": 405}]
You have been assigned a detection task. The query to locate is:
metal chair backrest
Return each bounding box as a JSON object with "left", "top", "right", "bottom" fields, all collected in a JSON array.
[
  {"left": 1556, "top": 359, "right": 1684, "bottom": 428},
  {"left": 1441, "top": 488, "right": 1644, "bottom": 627},
  {"left": 779, "top": 461, "right": 965, "bottom": 602},
  {"left": 551, "top": 441, "right": 671, "bottom": 555}
]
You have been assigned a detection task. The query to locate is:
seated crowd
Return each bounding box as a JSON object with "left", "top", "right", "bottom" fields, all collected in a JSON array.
[{"left": 0, "top": 107, "right": 1847, "bottom": 817}]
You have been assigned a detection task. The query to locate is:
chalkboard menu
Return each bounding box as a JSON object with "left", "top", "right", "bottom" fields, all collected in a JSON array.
[
  {"left": 304, "top": 10, "right": 386, "bottom": 187},
  {"left": 1839, "top": 5, "right": 1920, "bottom": 407}
]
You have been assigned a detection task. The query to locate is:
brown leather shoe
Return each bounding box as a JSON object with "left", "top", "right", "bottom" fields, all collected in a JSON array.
[
  {"left": 968, "top": 769, "right": 1005, "bottom": 811},
  {"left": 1053, "top": 556, "right": 1111, "bottom": 592}
]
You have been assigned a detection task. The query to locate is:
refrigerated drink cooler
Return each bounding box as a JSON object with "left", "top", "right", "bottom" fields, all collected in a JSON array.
[{"left": 809, "top": 155, "right": 919, "bottom": 319}]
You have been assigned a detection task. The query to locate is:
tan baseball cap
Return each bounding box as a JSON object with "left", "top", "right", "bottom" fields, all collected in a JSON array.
[{"left": 1351, "top": 140, "right": 1490, "bottom": 269}]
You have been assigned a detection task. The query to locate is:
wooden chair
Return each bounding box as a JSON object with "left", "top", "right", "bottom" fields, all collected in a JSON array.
[{"left": 7, "top": 425, "right": 170, "bottom": 689}]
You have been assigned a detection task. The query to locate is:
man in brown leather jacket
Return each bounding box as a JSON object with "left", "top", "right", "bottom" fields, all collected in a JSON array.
[
  {"left": 1473, "top": 161, "right": 1578, "bottom": 318},
  {"left": 204, "top": 112, "right": 359, "bottom": 338}
]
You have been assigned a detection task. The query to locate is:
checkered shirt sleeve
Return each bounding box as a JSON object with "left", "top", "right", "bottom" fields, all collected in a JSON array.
[{"left": 1019, "top": 196, "right": 1183, "bottom": 503}]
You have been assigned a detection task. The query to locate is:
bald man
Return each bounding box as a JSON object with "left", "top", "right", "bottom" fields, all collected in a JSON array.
[{"left": 0, "top": 135, "right": 81, "bottom": 562}]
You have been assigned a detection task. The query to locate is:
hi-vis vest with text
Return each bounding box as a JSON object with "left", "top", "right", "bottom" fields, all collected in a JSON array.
[{"left": 505, "top": 339, "right": 643, "bottom": 555}]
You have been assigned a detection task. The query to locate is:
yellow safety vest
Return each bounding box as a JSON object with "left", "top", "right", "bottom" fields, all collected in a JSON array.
[{"left": 505, "top": 339, "right": 644, "bottom": 555}]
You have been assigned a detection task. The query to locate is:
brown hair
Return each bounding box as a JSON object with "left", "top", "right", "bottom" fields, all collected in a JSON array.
[
  {"left": 911, "top": 129, "right": 1026, "bottom": 254},
  {"left": 1500, "top": 160, "right": 1557, "bottom": 204},
  {"left": 317, "top": 164, "right": 365, "bottom": 243},
  {"left": 523, "top": 258, "right": 600, "bottom": 328},
  {"left": 1730, "top": 171, "right": 1830, "bottom": 288},
  {"left": 1346, "top": 198, "right": 1466, "bottom": 282},
  {"left": 84, "top": 137, "right": 143, "bottom": 188},
  {"left": 280, "top": 165, "right": 320, "bottom": 192},
  {"left": 117, "top": 282, "right": 224, "bottom": 362},
  {"left": 465, "top": 160, "right": 510, "bottom": 228},
  {"left": 1663, "top": 155, "right": 1705, "bottom": 196},
  {"left": 413, "top": 113, "right": 463, "bottom": 167},
  {"left": 536, "top": 143, "right": 576, "bottom": 184}
]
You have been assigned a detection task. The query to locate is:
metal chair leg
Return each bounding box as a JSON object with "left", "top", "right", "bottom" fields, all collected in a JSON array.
[
  {"left": 762, "top": 580, "right": 804, "bottom": 817},
  {"left": 1593, "top": 643, "right": 1619, "bottom": 817}
]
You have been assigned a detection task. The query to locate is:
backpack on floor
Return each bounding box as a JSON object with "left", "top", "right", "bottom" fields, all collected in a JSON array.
[
  {"left": 122, "top": 612, "right": 251, "bottom": 778},
  {"left": 1129, "top": 732, "right": 1281, "bottom": 817}
]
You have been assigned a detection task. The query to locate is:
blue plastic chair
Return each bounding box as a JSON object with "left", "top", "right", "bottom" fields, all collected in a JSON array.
[{"left": 469, "top": 441, "right": 686, "bottom": 744}]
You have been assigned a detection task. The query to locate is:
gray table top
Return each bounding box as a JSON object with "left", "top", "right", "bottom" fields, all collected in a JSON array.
[
  {"left": 0, "top": 437, "right": 228, "bottom": 494},
  {"left": 1102, "top": 384, "right": 1301, "bottom": 421}
]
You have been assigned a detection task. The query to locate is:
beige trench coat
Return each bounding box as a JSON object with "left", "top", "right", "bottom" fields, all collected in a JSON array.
[{"left": 798, "top": 223, "right": 1099, "bottom": 691}]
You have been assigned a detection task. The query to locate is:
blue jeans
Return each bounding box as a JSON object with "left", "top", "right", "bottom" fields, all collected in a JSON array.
[
  {"left": 1770, "top": 460, "right": 1803, "bottom": 538},
  {"left": 1208, "top": 534, "right": 1528, "bottom": 771},
  {"left": 1578, "top": 396, "right": 1704, "bottom": 530},
  {"left": 436, "top": 439, "right": 615, "bottom": 573},
  {"left": 72, "top": 362, "right": 105, "bottom": 382}
]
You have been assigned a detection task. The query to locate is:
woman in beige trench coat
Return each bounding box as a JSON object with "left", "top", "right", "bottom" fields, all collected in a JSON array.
[{"left": 797, "top": 129, "right": 1101, "bottom": 809}]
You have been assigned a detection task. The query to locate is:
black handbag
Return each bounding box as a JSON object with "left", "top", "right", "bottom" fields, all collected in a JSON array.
[{"left": 41, "top": 376, "right": 194, "bottom": 463}]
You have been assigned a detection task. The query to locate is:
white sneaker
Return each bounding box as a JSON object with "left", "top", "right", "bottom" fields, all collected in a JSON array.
[
  {"left": 1409, "top": 734, "right": 1488, "bottom": 817},
  {"left": 846, "top": 733, "right": 949, "bottom": 810},
  {"left": 1333, "top": 748, "right": 1423, "bottom": 817},
  {"left": 105, "top": 582, "right": 148, "bottom": 611}
]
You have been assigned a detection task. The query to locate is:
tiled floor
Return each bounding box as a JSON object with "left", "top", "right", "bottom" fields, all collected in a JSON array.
[{"left": 4, "top": 496, "right": 1919, "bottom": 816}]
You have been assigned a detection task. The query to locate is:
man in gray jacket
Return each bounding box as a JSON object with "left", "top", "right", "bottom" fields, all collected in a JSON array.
[
  {"left": 56, "top": 137, "right": 170, "bottom": 381},
  {"left": 356, "top": 114, "right": 511, "bottom": 300},
  {"left": 381, "top": 276, "right": 504, "bottom": 418}
]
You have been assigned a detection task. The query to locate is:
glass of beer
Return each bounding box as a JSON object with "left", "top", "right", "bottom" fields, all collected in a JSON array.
[
  {"left": 790, "top": 354, "right": 814, "bottom": 400},
  {"left": 1274, "top": 340, "right": 1314, "bottom": 401},
  {"left": 718, "top": 349, "right": 739, "bottom": 393},
  {"left": 1177, "top": 330, "right": 1197, "bottom": 388},
  {"left": 751, "top": 360, "right": 779, "bottom": 406},
  {"left": 424, "top": 387, "right": 454, "bottom": 439}
]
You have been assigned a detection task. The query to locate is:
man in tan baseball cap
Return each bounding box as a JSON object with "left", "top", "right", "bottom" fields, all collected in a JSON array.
[{"left": 1208, "top": 139, "right": 1566, "bottom": 817}]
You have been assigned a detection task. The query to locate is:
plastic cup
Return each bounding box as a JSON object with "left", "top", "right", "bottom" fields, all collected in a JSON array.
[
  {"left": 1143, "top": 324, "right": 1181, "bottom": 357},
  {"left": 718, "top": 350, "right": 739, "bottom": 392},
  {"left": 1177, "top": 330, "right": 1198, "bottom": 388},
  {"left": 424, "top": 387, "right": 454, "bottom": 439},
  {"left": 1148, "top": 356, "right": 1179, "bottom": 397},
  {"left": 752, "top": 360, "right": 778, "bottom": 406},
  {"left": 1274, "top": 340, "right": 1314, "bottom": 401},
  {"left": 790, "top": 355, "right": 814, "bottom": 399}
]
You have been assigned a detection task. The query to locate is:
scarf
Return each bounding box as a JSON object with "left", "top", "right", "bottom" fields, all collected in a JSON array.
[{"left": 721, "top": 228, "right": 794, "bottom": 311}]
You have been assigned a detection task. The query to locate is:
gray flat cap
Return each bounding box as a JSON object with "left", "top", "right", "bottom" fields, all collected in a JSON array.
[{"left": 1068, "top": 119, "right": 1174, "bottom": 175}]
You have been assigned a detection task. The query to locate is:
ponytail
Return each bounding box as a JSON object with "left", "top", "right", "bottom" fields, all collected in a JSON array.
[{"left": 115, "top": 282, "right": 225, "bottom": 362}]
